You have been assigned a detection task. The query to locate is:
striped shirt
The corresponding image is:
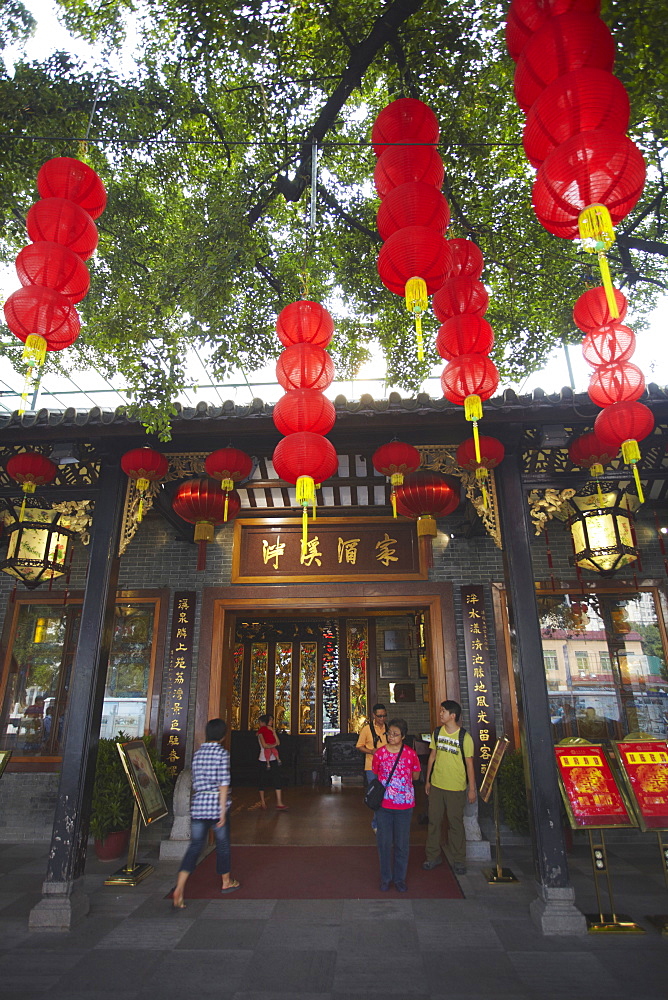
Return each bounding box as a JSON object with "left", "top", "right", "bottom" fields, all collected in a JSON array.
[{"left": 191, "top": 741, "right": 230, "bottom": 819}]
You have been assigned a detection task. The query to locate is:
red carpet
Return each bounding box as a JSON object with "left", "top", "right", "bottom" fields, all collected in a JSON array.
[{"left": 170, "top": 846, "right": 464, "bottom": 900}]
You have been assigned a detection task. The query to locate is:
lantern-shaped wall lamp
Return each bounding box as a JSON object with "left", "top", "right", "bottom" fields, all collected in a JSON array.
[
  {"left": 565, "top": 482, "right": 639, "bottom": 576},
  {"left": 0, "top": 506, "right": 75, "bottom": 589}
]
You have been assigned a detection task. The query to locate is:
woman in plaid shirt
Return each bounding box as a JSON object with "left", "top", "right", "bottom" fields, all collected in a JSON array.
[{"left": 173, "top": 718, "right": 240, "bottom": 908}]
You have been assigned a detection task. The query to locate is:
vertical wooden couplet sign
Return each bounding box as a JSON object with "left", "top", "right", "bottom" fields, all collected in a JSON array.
[
  {"left": 161, "top": 591, "right": 196, "bottom": 778},
  {"left": 461, "top": 584, "right": 497, "bottom": 784}
]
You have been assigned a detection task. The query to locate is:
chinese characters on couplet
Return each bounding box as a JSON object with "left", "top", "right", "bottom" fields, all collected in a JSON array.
[
  {"left": 161, "top": 592, "right": 195, "bottom": 778},
  {"left": 461, "top": 585, "right": 497, "bottom": 780}
]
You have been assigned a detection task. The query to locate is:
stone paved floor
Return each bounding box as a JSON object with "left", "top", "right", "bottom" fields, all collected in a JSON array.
[{"left": 0, "top": 839, "right": 666, "bottom": 1000}]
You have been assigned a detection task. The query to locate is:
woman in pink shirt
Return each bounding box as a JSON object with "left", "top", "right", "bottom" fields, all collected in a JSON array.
[{"left": 371, "top": 717, "right": 421, "bottom": 892}]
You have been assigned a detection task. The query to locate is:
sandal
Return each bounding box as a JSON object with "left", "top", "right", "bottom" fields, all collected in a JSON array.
[
  {"left": 220, "top": 879, "right": 240, "bottom": 894},
  {"left": 276, "top": 805, "right": 288, "bottom": 811}
]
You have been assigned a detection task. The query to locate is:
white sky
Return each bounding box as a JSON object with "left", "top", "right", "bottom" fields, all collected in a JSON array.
[{"left": 0, "top": 0, "right": 665, "bottom": 415}]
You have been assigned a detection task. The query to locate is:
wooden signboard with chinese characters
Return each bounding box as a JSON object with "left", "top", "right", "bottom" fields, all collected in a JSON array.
[
  {"left": 461, "top": 585, "right": 497, "bottom": 783},
  {"left": 232, "top": 517, "right": 426, "bottom": 583},
  {"left": 160, "top": 591, "right": 196, "bottom": 778},
  {"left": 555, "top": 744, "right": 636, "bottom": 829},
  {"left": 613, "top": 740, "right": 668, "bottom": 832}
]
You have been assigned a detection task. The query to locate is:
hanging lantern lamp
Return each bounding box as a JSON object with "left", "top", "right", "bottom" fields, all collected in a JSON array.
[
  {"left": 565, "top": 482, "right": 639, "bottom": 576},
  {"left": 573, "top": 286, "right": 628, "bottom": 332},
  {"left": 432, "top": 276, "right": 489, "bottom": 322},
  {"left": 204, "top": 447, "right": 253, "bottom": 521},
  {"left": 6, "top": 452, "right": 58, "bottom": 520},
  {"left": 441, "top": 355, "right": 500, "bottom": 463},
  {"left": 0, "top": 506, "right": 75, "bottom": 589},
  {"left": 568, "top": 430, "right": 616, "bottom": 500},
  {"left": 594, "top": 400, "right": 654, "bottom": 502},
  {"left": 273, "top": 389, "right": 336, "bottom": 436},
  {"left": 371, "top": 97, "right": 440, "bottom": 155},
  {"left": 276, "top": 300, "right": 334, "bottom": 348},
  {"left": 272, "top": 432, "right": 338, "bottom": 554},
  {"left": 276, "top": 343, "right": 335, "bottom": 392},
  {"left": 172, "top": 478, "right": 239, "bottom": 571},
  {"left": 435, "top": 315, "right": 495, "bottom": 361},
  {"left": 372, "top": 440, "right": 421, "bottom": 517},
  {"left": 120, "top": 447, "right": 169, "bottom": 522},
  {"left": 36, "top": 157, "right": 107, "bottom": 219},
  {"left": 455, "top": 435, "right": 505, "bottom": 509}
]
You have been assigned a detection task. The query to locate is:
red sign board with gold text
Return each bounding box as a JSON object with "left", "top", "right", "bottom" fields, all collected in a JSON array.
[
  {"left": 555, "top": 745, "right": 636, "bottom": 829},
  {"left": 613, "top": 740, "right": 668, "bottom": 831}
]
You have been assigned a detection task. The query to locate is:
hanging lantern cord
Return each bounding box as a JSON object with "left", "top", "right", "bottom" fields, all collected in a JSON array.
[{"left": 389, "top": 472, "right": 403, "bottom": 518}]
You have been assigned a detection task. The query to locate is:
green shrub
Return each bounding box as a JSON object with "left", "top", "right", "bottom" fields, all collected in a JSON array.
[{"left": 497, "top": 749, "right": 530, "bottom": 836}]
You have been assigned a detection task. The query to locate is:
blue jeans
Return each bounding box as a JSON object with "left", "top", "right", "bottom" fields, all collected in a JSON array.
[
  {"left": 375, "top": 806, "right": 413, "bottom": 885},
  {"left": 179, "top": 817, "right": 231, "bottom": 875}
]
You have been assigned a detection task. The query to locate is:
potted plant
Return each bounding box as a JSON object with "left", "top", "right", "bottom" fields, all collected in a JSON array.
[{"left": 90, "top": 731, "right": 173, "bottom": 861}]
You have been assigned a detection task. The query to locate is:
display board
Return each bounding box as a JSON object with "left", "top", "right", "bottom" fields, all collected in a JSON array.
[
  {"left": 613, "top": 739, "right": 668, "bottom": 832},
  {"left": 117, "top": 739, "right": 168, "bottom": 826},
  {"left": 554, "top": 743, "right": 636, "bottom": 829}
]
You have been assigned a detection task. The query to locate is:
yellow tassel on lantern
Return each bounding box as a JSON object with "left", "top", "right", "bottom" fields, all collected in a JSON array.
[
  {"left": 405, "top": 277, "right": 428, "bottom": 361},
  {"left": 475, "top": 465, "right": 489, "bottom": 510},
  {"left": 389, "top": 472, "right": 404, "bottom": 518},
  {"left": 296, "top": 475, "right": 316, "bottom": 555},
  {"left": 23, "top": 334, "right": 47, "bottom": 368},
  {"left": 578, "top": 205, "right": 619, "bottom": 319},
  {"left": 620, "top": 439, "right": 645, "bottom": 503}
]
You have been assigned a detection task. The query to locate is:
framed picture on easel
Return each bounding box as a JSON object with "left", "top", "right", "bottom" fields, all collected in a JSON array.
[
  {"left": 117, "top": 739, "right": 168, "bottom": 826},
  {"left": 0, "top": 750, "right": 11, "bottom": 778}
]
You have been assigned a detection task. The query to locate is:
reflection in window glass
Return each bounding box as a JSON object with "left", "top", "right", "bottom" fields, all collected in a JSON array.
[
  {"left": 1, "top": 602, "right": 156, "bottom": 755},
  {"left": 539, "top": 590, "right": 668, "bottom": 744}
]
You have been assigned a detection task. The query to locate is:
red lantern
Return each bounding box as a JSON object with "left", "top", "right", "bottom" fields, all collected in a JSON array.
[
  {"left": 372, "top": 440, "right": 421, "bottom": 517},
  {"left": 441, "top": 354, "right": 499, "bottom": 406},
  {"left": 432, "top": 276, "right": 489, "bottom": 321},
  {"left": 588, "top": 361, "right": 645, "bottom": 407},
  {"left": 37, "top": 157, "right": 107, "bottom": 219},
  {"left": 456, "top": 435, "right": 505, "bottom": 473},
  {"left": 444, "top": 238, "right": 484, "bottom": 278},
  {"left": 505, "top": 0, "right": 601, "bottom": 62},
  {"left": 523, "top": 68, "right": 629, "bottom": 168},
  {"left": 273, "top": 389, "right": 336, "bottom": 436},
  {"left": 514, "top": 13, "right": 616, "bottom": 113},
  {"left": 532, "top": 130, "right": 646, "bottom": 239},
  {"left": 568, "top": 431, "right": 616, "bottom": 475},
  {"left": 15, "top": 242, "right": 90, "bottom": 304},
  {"left": 276, "top": 343, "right": 335, "bottom": 391},
  {"left": 436, "top": 316, "right": 494, "bottom": 360},
  {"left": 6, "top": 451, "right": 58, "bottom": 520},
  {"left": 276, "top": 300, "right": 334, "bottom": 348},
  {"left": 121, "top": 447, "right": 169, "bottom": 522},
  {"left": 205, "top": 446, "right": 253, "bottom": 520},
  {"left": 582, "top": 324, "right": 635, "bottom": 367},
  {"left": 573, "top": 286, "right": 628, "bottom": 332},
  {"left": 373, "top": 145, "right": 444, "bottom": 198},
  {"left": 395, "top": 471, "right": 460, "bottom": 537},
  {"left": 26, "top": 199, "right": 98, "bottom": 260},
  {"left": 172, "top": 478, "right": 239, "bottom": 570},
  {"left": 377, "top": 226, "right": 451, "bottom": 296},
  {"left": 376, "top": 182, "right": 450, "bottom": 241},
  {"left": 272, "top": 432, "right": 338, "bottom": 486},
  {"left": 594, "top": 400, "right": 654, "bottom": 501},
  {"left": 3, "top": 286, "right": 81, "bottom": 365},
  {"left": 273, "top": 432, "right": 338, "bottom": 552},
  {"left": 371, "top": 98, "right": 440, "bottom": 156}
]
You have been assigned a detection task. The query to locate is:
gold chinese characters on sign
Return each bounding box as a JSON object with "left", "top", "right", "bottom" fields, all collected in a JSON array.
[
  {"left": 233, "top": 518, "right": 425, "bottom": 583},
  {"left": 160, "top": 591, "right": 195, "bottom": 778},
  {"left": 461, "top": 584, "right": 497, "bottom": 782}
]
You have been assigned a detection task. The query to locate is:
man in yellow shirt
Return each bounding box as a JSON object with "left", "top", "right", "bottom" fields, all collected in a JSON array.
[
  {"left": 356, "top": 704, "right": 388, "bottom": 831},
  {"left": 423, "top": 699, "right": 476, "bottom": 875}
]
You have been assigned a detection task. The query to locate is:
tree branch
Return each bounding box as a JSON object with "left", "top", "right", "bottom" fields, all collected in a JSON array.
[
  {"left": 616, "top": 235, "right": 668, "bottom": 258},
  {"left": 316, "top": 184, "right": 381, "bottom": 242},
  {"left": 247, "top": 0, "right": 428, "bottom": 226}
]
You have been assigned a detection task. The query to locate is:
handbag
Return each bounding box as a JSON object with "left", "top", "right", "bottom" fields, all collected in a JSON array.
[{"left": 364, "top": 745, "right": 404, "bottom": 810}]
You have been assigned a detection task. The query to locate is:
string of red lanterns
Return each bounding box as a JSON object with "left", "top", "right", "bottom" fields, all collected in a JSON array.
[
  {"left": 372, "top": 99, "right": 451, "bottom": 360},
  {"left": 3, "top": 158, "right": 106, "bottom": 409},
  {"left": 438, "top": 239, "right": 499, "bottom": 468},
  {"left": 505, "top": 0, "right": 652, "bottom": 500},
  {"left": 271, "top": 301, "right": 338, "bottom": 555}
]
